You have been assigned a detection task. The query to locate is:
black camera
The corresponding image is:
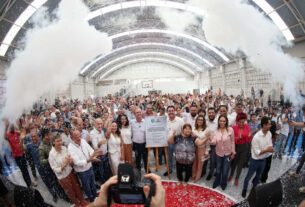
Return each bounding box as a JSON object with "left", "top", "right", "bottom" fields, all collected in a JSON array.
[{"left": 108, "top": 163, "right": 155, "bottom": 205}]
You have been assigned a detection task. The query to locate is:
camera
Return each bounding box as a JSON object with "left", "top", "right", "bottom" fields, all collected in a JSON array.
[{"left": 108, "top": 163, "right": 155, "bottom": 205}]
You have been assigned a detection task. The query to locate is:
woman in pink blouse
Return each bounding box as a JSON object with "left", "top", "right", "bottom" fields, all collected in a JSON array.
[
  {"left": 228, "top": 112, "right": 251, "bottom": 186},
  {"left": 210, "top": 115, "right": 235, "bottom": 190}
]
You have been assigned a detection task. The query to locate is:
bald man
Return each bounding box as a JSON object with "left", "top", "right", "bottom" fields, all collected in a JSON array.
[{"left": 90, "top": 118, "right": 111, "bottom": 184}]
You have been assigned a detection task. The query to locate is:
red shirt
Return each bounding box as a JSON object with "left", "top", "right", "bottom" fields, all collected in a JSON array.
[
  {"left": 7, "top": 131, "right": 24, "bottom": 158},
  {"left": 233, "top": 124, "right": 251, "bottom": 144}
]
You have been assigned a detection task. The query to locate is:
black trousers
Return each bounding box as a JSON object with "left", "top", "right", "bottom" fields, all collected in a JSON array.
[
  {"left": 261, "top": 155, "right": 272, "bottom": 183},
  {"left": 15, "top": 155, "right": 31, "bottom": 187},
  {"left": 133, "top": 142, "right": 147, "bottom": 171},
  {"left": 176, "top": 162, "right": 192, "bottom": 182},
  {"left": 25, "top": 150, "right": 36, "bottom": 178}
]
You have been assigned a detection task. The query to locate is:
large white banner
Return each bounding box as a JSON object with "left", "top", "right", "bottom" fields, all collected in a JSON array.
[{"left": 145, "top": 116, "right": 168, "bottom": 147}]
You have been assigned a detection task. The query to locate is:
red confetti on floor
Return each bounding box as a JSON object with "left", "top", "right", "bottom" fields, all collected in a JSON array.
[{"left": 113, "top": 181, "right": 235, "bottom": 207}]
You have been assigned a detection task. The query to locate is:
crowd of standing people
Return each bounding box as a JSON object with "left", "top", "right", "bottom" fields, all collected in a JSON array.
[{"left": 1, "top": 88, "right": 305, "bottom": 206}]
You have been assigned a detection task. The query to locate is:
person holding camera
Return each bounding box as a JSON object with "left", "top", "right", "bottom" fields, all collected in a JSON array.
[
  {"left": 274, "top": 108, "right": 289, "bottom": 159},
  {"left": 87, "top": 173, "right": 165, "bottom": 207},
  {"left": 168, "top": 123, "right": 210, "bottom": 186}
]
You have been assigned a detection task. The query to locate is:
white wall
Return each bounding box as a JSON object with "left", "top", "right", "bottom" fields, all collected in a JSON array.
[{"left": 96, "top": 62, "right": 196, "bottom": 96}]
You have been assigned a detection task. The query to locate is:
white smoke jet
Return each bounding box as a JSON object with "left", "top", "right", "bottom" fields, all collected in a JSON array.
[
  {"left": 1, "top": 0, "right": 112, "bottom": 121},
  {"left": 155, "top": 8, "right": 200, "bottom": 33},
  {"left": 189, "top": 0, "right": 304, "bottom": 105}
]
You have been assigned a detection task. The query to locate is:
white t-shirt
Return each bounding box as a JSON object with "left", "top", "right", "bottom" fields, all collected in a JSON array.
[
  {"left": 280, "top": 114, "right": 289, "bottom": 136},
  {"left": 167, "top": 116, "right": 184, "bottom": 137}
]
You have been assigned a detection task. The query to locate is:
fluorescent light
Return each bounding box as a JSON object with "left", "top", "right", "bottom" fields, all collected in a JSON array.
[
  {"left": 253, "top": 0, "right": 294, "bottom": 41},
  {"left": 282, "top": 29, "right": 294, "bottom": 41},
  {"left": 156, "top": 78, "right": 171, "bottom": 82},
  {"left": 100, "top": 57, "right": 195, "bottom": 80},
  {"left": 31, "top": 0, "right": 48, "bottom": 8},
  {"left": 90, "top": 51, "right": 197, "bottom": 78},
  {"left": 0, "top": 0, "right": 47, "bottom": 56}
]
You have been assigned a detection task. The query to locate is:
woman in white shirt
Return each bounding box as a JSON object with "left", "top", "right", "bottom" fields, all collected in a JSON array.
[
  {"left": 49, "top": 133, "right": 86, "bottom": 207},
  {"left": 192, "top": 115, "right": 211, "bottom": 182},
  {"left": 106, "top": 121, "right": 124, "bottom": 175},
  {"left": 117, "top": 114, "right": 133, "bottom": 164}
]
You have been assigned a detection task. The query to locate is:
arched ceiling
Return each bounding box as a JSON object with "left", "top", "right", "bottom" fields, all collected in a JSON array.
[{"left": 0, "top": 0, "right": 305, "bottom": 81}]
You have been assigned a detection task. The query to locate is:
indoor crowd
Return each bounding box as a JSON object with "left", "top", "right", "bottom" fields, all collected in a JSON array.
[{"left": 1, "top": 89, "right": 305, "bottom": 207}]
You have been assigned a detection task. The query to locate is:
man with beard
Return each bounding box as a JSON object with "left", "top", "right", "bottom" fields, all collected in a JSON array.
[
  {"left": 182, "top": 104, "right": 198, "bottom": 129},
  {"left": 205, "top": 108, "right": 218, "bottom": 181},
  {"left": 164, "top": 106, "right": 184, "bottom": 176}
]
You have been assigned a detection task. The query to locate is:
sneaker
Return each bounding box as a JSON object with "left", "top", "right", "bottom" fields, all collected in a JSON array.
[
  {"left": 242, "top": 189, "right": 247, "bottom": 198},
  {"left": 278, "top": 154, "right": 282, "bottom": 160},
  {"left": 163, "top": 171, "right": 172, "bottom": 176},
  {"left": 289, "top": 171, "right": 299, "bottom": 178},
  {"left": 228, "top": 176, "right": 233, "bottom": 182},
  {"left": 206, "top": 174, "right": 212, "bottom": 181},
  {"left": 234, "top": 180, "right": 239, "bottom": 186},
  {"left": 221, "top": 185, "right": 227, "bottom": 190},
  {"left": 299, "top": 187, "right": 305, "bottom": 193}
]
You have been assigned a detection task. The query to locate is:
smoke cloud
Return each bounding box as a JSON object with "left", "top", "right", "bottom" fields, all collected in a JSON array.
[
  {"left": 189, "top": 0, "right": 304, "bottom": 104},
  {"left": 155, "top": 8, "right": 200, "bottom": 33},
  {"left": 1, "top": 0, "right": 112, "bottom": 121}
]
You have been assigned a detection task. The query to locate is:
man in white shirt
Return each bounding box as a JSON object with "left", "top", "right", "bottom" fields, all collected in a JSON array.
[
  {"left": 205, "top": 107, "right": 218, "bottom": 180},
  {"left": 68, "top": 129, "right": 102, "bottom": 202},
  {"left": 165, "top": 106, "right": 184, "bottom": 176},
  {"left": 182, "top": 104, "right": 197, "bottom": 129},
  {"left": 131, "top": 108, "right": 147, "bottom": 172},
  {"left": 90, "top": 118, "right": 111, "bottom": 184},
  {"left": 242, "top": 117, "right": 274, "bottom": 198},
  {"left": 76, "top": 118, "right": 90, "bottom": 143}
]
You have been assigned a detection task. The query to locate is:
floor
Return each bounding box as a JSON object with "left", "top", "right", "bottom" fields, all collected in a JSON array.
[{"left": 7, "top": 133, "right": 304, "bottom": 206}]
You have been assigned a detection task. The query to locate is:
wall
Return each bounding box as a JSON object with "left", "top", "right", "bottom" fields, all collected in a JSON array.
[{"left": 96, "top": 62, "right": 196, "bottom": 96}]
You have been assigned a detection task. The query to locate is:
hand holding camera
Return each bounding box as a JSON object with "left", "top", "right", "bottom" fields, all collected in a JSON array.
[{"left": 89, "top": 163, "right": 165, "bottom": 207}]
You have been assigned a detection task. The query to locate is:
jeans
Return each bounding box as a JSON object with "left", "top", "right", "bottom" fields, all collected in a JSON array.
[
  {"left": 296, "top": 152, "right": 305, "bottom": 174},
  {"left": 176, "top": 162, "right": 192, "bottom": 182},
  {"left": 289, "top": 129, "right": 301, "bottom": 152},
  {"left": 261, "top": 155, "right": 272, "bottom": 183},
  {"left": 213, "top": 154, "right": 231, "bottom": 189},
  {"left": 243, "top": 158, "right": 266, "bottom": 191},
  {"left": 275, "top": 133, "right": 288, "bottom": 156},
  {"left": 95, "top": 154, "right": 111, "bottom": 184},
  {"left": 15, "top": 155, "right": 31, "bottom": 187},
  {"left": 77, "top": 168, "right": 97, "bottom": 202},
  {"left": 133, "top": 142, "right": 148, "bottom": 171},
  {"left": 301, "top": 131, "right": 305, "bottom": 152},
  {"left": 167, "top": 143, "right": 176, "bottom": 172},
  {"left": 208, "top": 145, "right": 217, "bottom": 176}
]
